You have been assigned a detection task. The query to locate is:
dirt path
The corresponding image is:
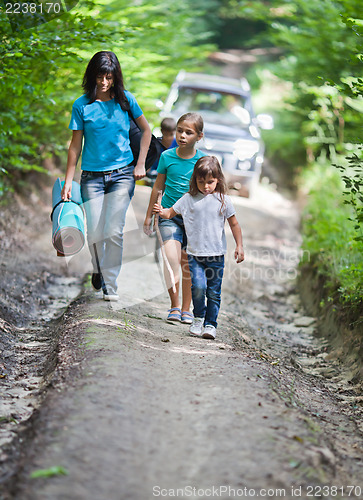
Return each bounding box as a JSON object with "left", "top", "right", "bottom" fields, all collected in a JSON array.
[{"left": 1, "top": 184, "right": 362, "bottom": 500}]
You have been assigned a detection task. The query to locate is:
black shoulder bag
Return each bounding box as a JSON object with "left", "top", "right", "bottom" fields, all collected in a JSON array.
[{"left": 127, "top": 107, "right": 163, "bottom": 170}]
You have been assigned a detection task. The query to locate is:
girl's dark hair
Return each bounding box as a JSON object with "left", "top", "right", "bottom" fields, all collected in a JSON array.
[
  {"left": 189, "top": 156, "right": 228, "bottom": 210},
  {"left": 177, "top": 112, "right": 204, "bottom": 134},
  {"left": 82, "top": 51, "right": 129, "bottom": 111}
]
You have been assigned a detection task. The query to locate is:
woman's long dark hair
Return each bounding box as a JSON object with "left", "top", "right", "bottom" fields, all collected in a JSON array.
[
  {"left": 189, "top": 156, "right": 228, "bottom": 211},
  {"left": 82, "top": 51, "right": 129, "bottom": 111}
]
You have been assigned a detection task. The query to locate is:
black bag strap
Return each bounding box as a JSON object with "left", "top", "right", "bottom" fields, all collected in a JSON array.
[
  {"left": 50, "top": 199, "right": 83, "bottom": 221},
  {"left": 127, "top": 108, "right": 135, "bottom": 124},
  {"left": 126, "top": 95, "right": 163, "bottom": 170},
  {"left": 125, "top": 95, "right": 136, "bottom": 124}
]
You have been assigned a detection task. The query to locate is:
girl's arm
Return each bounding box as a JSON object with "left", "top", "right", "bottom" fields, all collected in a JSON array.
[
  {"left": 227, "top": 214, "right": 244, "bottom": 263},
  {"left": 143, "top": 173, "right": 166, "bottom": 235},
  {"left": 134, "top": 114, "right": 152, "bottom": 180},
  {"left": 153, "top": 204, "right": 177, "bottom": 220},
  {"left": 61, "top": 130, "right": 83, "bottom": 201}
]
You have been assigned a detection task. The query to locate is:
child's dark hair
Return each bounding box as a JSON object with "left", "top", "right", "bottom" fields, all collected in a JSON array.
[
  {"left": 161, "top": 117, "right": 176, "bottom": 132},
  {"left": 177, "top": 112, "right": 204, "bottom": 134},
  {"left": 82, "top": 51, "right": 129, "bottom": 111},
  {"left": 189, "top": 156, "right": 228, "bottom": 209}
]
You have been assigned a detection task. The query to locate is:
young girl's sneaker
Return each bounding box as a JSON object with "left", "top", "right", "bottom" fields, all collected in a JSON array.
[
  {"left": 202, "top": 325, "right": 216, "bottom": 339},
  {"left": 189, "top": 317, "right": 204, "bottom": 336}
]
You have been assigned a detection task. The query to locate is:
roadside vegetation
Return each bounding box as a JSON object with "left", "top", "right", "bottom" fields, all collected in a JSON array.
[
  {"left": 299, "top": 160, "right": 362, "bottom": 328},
  {"left": 1, "top": 0, "right": 362, "bottom": 327},
  {"left": 227, "top": 0, "right": 362, "bottom": 328},
  {"left": 0, "top": 0, "right": 214, "bottom": 195}
]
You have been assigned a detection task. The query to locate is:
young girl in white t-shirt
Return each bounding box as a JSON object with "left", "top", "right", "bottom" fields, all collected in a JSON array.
[{"left": 153, "top": 156, "right": 244, "bottom": 339}]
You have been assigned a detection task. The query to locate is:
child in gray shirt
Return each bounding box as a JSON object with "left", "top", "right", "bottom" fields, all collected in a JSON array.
[{"left": 153, "top": 156, "right": 244, "bottom": 339}]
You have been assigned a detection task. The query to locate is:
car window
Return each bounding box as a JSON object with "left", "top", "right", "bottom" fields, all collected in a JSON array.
[{"left": 171, "top": 87, "right": 251, "bottom": 128}]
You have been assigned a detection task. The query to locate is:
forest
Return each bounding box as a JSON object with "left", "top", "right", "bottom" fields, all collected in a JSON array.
[{"left": 1, "top": 0, "right": 362, "bottom": 328}]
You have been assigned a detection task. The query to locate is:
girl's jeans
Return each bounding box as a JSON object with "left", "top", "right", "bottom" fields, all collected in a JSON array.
[
  {"left": 80, "top": 166, "right": 135, "bottom": 295},
  {"left": 187, "top": 255, "right": 224, "bottom": 328}
]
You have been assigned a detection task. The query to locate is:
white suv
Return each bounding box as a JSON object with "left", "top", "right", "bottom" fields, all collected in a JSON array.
[{"left": 158, "top": 71, "right": 273, "bottom": 197}]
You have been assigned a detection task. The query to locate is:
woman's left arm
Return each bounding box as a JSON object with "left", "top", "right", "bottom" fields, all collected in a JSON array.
[{"left": 134, "top": 114, "right": 152, "bottom": 180}]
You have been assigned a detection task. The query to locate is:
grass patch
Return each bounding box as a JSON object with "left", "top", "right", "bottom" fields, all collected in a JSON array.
[{"left": 30, "top": 466, "right": 68, "bottom": 479}]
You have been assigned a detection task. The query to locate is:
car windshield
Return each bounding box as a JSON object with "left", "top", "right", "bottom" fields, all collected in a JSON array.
[{"left": 171, "top": 87, "right": 251, "bottom": 128}]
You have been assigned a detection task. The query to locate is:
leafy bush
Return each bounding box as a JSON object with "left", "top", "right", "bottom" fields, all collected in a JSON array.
[
  {"left": 0, "top": 8, "right": 115, "bottom": 195},
  {"left": 334, "top": 149, "right": 363, "bottom": 243},
  {"left": 238, "top": 0, "right": 363, "bottom": 313},
  {"left": 227, "top": 0, "right": 363, "bottom": 180},
  {"left": 0, "top": 0, "right": 214, "bottom": 197},
  {"left": 300, "top": 161, "right": 363, "bottom": 308}
]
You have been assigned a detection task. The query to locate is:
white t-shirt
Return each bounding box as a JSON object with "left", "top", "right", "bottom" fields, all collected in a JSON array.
[{"left": 173, "top": 192, "right": 236, "bottom": 256}]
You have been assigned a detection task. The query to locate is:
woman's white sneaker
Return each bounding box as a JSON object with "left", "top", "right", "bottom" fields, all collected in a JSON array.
[
  {"left": 103, "top": 293, "right": 119, "bottom": 302},
  {"left": 189, "top": 317, "right": 204, "bottom": 336},
  {"left": 202, "top": 325, "right": 216, "bottom": 339}
]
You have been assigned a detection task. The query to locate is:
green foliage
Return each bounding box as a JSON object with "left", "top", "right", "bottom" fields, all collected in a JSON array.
[
  {"left": 220, "top": 0, "right": 363, "bottom": 173},
  {"left": 300, "top": 162, "right": 363, "bottom": 307},
  {"left": 221, "top": 0, "right": 363, "bottom": 309},
  {"left": 0, "top": 0, "right": 215, "bottom": 196},
  {"left": 262, "top": 109, "right": 307, "bottom": 183},
  {"left": 0, "top": 3, "right": 116, "bottom": 194},
  {"left": 334, "top": 149, "right": 363, "bottom": 243},
  {"left": 30, "top": 466, "right": 68, "bottom": 478}
]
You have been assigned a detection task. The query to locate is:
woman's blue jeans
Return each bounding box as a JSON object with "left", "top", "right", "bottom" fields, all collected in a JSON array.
[
  {"left": 80, "top": 166, "right": 135, "bottom": 295},
  {"left": 187, "top": 255, "right": 224, "bottom": 328}
]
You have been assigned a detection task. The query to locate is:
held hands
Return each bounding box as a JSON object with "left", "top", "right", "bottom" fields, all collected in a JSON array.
[
  {"left": 153, "top": 203, "right": 168, "bottom": 219},
  {"left": 144, "top": 203, "right": 166, "bottom": 236},
  {"left": 153, "top": 203, "right": 162, "bottom": 214},
  {"left": 235, "top": 246, "right": 244, "bottom": 263},
  {"left": 143, "top": 203, "right": 164, "bottom": 237}
]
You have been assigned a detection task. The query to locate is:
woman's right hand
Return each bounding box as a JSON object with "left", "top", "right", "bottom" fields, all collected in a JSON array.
[
  {"left": 143, "top": 216, "right": 153, "bottom": 236},
  {"left": 61, "top": 181, "right": 72, "bottom": 201}
]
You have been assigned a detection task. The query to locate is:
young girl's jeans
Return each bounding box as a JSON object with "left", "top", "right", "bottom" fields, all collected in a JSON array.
[
  {"left": 81, "top": 165, "right": 135, "bottom": 295},
  {"left": 187, "top": 255, "right": 224, "bottom": 328}
]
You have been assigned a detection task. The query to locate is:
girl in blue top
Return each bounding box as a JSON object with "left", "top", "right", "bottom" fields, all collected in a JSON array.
[
  {"left": 61, "top": 51, "right": 151, "bottom": 301},
  {"left": 144, "top": 113, "right": 205, "bottom": 323}
]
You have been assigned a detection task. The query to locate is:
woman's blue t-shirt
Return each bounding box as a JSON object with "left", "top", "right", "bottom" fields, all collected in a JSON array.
[
  {"left": 157, "top": 148, "right": 206, "bottom": 208},
  {"left": 69, "top": 90, "right": 142, "bottom": 172}
]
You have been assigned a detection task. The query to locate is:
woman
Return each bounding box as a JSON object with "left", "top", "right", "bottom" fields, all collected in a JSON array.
[{"left": 62, "top": 51, "right": 151, "bottom": 301}]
